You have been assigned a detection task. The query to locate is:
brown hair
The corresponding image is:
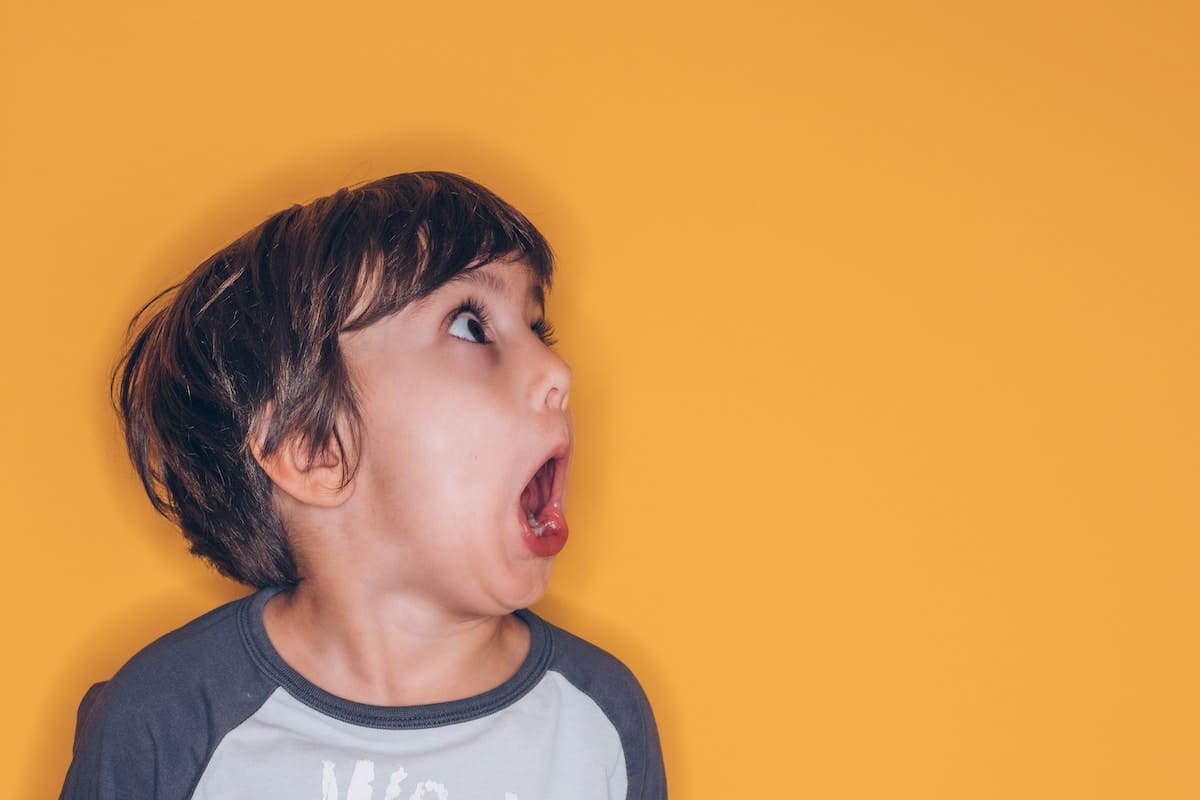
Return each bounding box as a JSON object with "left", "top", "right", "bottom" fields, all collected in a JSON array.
[{"left": 115, "top": 172, "right": 554, "bottom": 587}]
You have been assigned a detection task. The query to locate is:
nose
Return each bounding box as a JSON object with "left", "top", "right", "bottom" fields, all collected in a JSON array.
[{"left": 531, "top": 347, "right": 572, "bottom": 412}]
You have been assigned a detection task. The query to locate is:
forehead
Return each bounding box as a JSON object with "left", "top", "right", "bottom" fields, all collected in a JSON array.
[{"left": 445, "top": 260, "right": 546, "bottom": 309}]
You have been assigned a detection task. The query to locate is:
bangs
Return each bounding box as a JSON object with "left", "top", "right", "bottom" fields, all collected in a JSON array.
[{"left": 333, "top": 172, "right": 555, "bottom": 332}]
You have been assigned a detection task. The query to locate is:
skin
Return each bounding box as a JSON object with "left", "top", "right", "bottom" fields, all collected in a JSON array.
[{"left": 259, "top": 259, "right": 572, "bottom": 706}]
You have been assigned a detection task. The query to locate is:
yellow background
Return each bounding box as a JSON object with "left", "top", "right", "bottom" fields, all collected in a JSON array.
[{"left": 2, "top": 1, "right": 1197, "bottom": 797}]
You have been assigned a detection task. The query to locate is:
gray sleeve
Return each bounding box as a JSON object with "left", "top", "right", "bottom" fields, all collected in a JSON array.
[
  {"left": 71, "top": 682, "right": 108, "bottom": 754},
  {"left": 548, "top": 625, "right": 668, "bottom": 800},
  {"left": 59, "top": 598, "right": 276, "bottom": 800}
]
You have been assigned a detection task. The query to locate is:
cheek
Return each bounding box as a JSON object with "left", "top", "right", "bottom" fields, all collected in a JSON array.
[{"left": 363, "top": 379, "right": 511, "bottom": 501}]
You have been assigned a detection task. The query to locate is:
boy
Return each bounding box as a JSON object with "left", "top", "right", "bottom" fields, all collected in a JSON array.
[{"left": 60, "top": 172, "right": 666, "bottom": 799}]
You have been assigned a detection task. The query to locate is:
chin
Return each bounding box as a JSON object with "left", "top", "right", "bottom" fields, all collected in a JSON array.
[{"left": 500, "top": 563, "right": 555, "bottom": 612}]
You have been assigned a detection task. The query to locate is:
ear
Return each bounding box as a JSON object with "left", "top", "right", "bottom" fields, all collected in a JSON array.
[{"left": 251, "top": 431, "right": 355, "bottom": 509}]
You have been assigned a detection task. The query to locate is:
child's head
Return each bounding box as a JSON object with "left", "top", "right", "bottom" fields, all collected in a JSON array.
[{"left": 117, "top": 172, "right": 567, "bottom": 592}]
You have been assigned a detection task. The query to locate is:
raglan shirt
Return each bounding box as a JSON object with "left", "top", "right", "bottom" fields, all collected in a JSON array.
[{"left": 60, "top": 589, "right": 666, "bottom": 800}]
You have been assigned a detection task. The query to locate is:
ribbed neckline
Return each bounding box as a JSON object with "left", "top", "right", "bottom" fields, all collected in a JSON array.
[{"left": 237, "top": 587, "right": 554, "bottom": 729}]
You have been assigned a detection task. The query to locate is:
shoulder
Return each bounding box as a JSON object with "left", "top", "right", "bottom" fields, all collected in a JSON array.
[
  {"left": 91, "top": 592, "right": 267, "bottom": 721},
  {"left": 62, "top": 591, "right": 280, "bottom": 800},
  {"left": 531, "top": 613, "right": 668, "bottom": 800},
  {"left": 540, "top": 617, "right": 650, "bottom": 706},
  {"left": 115, "top": 592, "right": 251, "bottom": 679}
]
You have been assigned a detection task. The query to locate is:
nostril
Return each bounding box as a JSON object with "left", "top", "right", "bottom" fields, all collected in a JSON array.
[{"left": 534, "top": 355, "right": 571, "bottom": 411}]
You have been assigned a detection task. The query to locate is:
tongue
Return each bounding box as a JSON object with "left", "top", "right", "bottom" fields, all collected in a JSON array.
[{"left": 523, "top": 504, "right": 568, "bottom": 557}]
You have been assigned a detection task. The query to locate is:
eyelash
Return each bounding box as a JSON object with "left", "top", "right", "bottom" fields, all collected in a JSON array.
[
  {"left": 532, "top": 318, "right": 558, "bottom": 347},
  {"left": 450, "top": 298, "right": 558, "bottom": 347}
]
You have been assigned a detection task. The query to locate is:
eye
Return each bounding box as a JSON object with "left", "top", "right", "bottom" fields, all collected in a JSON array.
[{"left": 448, "top": 305, "right": 490, "bottom": 344}]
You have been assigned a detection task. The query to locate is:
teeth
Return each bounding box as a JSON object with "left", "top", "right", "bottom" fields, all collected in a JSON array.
[{"left": 526, "top": 510, "right": 547, "bottom": 537}]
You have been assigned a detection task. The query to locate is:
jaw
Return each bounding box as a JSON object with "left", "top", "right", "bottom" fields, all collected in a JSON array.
[{"left": 502, "top": 553, "right": 557, "bottom": 611}]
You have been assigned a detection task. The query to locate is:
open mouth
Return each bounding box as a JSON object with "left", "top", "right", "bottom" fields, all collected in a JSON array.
[
  {"left": 520, "top": 458, "right": 556, "bottom": 535},
  {"left": 518, "top": 452, "right": 569, "bottom": 557}
]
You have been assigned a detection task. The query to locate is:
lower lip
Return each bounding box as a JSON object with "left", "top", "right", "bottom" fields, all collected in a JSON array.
[{"left": 519, "top": 504, "right": 569, "bottom": 558}]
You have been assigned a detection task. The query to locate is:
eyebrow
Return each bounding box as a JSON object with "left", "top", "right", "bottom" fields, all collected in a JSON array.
[{"left": 454, "top": 266, "right": 545, "bottom": 309}]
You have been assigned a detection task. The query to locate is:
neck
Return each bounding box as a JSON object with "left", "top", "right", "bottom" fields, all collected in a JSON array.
[{"left": 262, "top": 576, "right": 530, "bottom": 706}]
